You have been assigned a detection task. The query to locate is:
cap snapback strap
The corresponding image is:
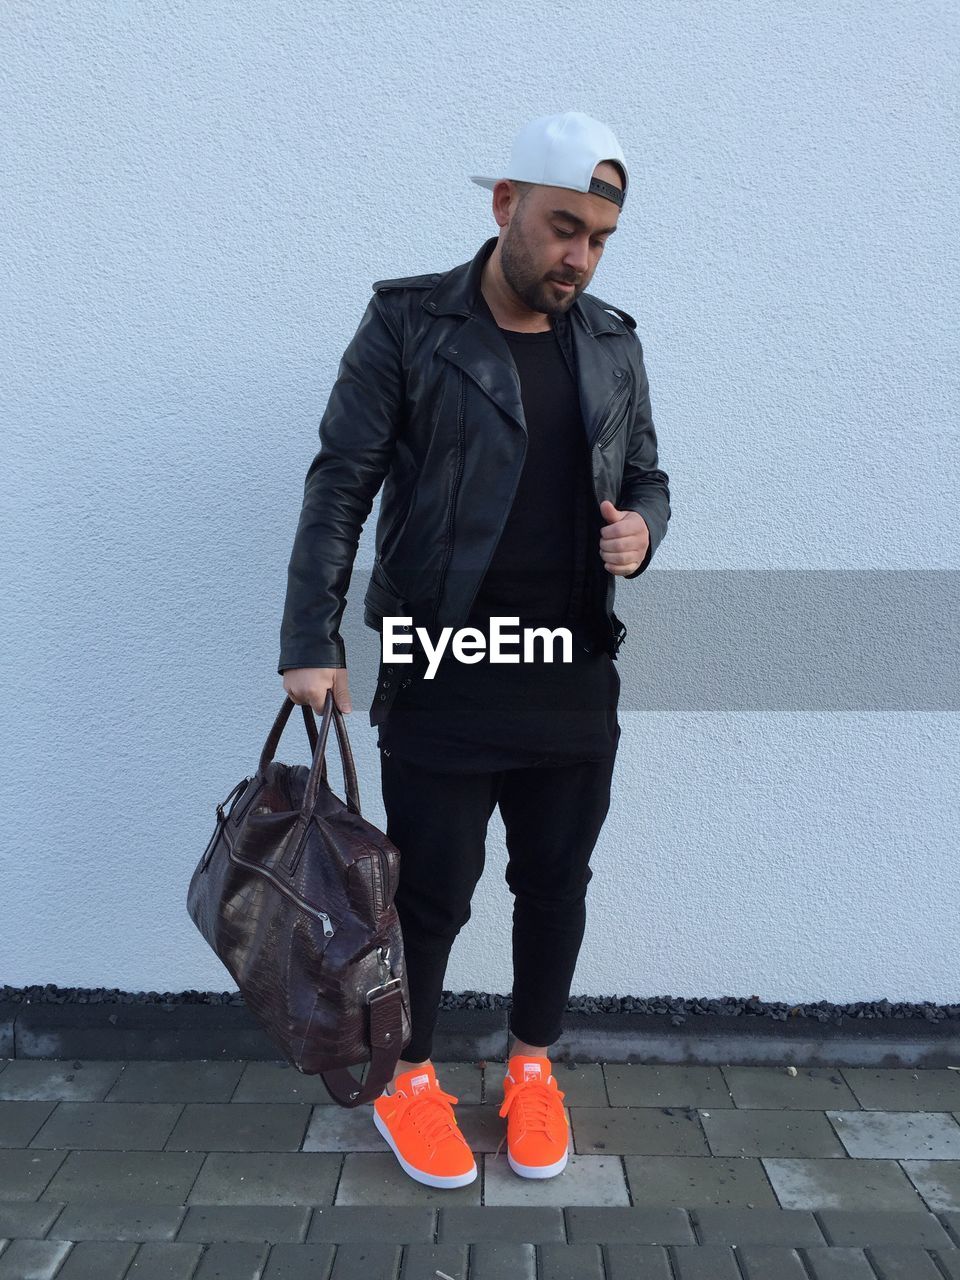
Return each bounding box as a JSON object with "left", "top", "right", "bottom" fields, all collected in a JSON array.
[{"left": 589, "top": 176, "right": 625, "bottom": 208}]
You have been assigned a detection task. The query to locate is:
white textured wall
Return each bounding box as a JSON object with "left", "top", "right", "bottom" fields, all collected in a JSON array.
[{"left": 2, "top": 0, "right": 957, "bottom": 1003}]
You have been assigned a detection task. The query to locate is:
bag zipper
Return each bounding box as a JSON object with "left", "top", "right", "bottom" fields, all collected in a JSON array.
[
  {"left": 357, "top": 842, "right": 390, "bottom": 916},
  {"left": 374, "top": 847, "right": 390, "bottom": 915},
  {"left": 227, "top": 844, "right": 335, "bottom": 937},
  {"left": 199, "top": 777, "right": 253, "bottom": 872}
]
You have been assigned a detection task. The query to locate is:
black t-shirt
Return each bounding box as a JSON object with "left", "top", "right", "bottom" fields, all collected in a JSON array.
[{"left": 375, "top": 300, "right": 620, "bottom": 772}]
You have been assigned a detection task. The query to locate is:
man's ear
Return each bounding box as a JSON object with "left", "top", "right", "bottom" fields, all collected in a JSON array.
[{"left": 491, "top": 179, "right": 518, "bottom": 229}]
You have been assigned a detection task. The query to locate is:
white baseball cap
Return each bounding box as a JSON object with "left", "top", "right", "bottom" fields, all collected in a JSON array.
[{"left": 470, "top": 111, "right": 628, "bottom": 208}]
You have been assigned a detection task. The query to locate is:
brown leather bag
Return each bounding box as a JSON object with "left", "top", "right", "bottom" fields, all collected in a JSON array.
[{"left": 186, "top": 691, "right": 411, "bottom": 1107}]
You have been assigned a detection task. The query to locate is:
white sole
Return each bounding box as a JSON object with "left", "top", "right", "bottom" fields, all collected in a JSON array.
[
  {"left": 373, "top": 1106, "right": 478, "bottom": 1189},
  {"left": 507, "top": 1146, "right": 569, "bottom": 1178}
]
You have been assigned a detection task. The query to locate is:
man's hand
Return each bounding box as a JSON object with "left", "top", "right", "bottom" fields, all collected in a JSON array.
[
  {"left": 599, "top": 500, "right": 650, "bottom": 575},
  {"left": 282, "top": 667, "right": 352, "bottom": 716}
]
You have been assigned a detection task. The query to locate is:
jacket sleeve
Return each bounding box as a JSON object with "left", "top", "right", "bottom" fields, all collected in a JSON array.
[
  {"left": 278, "top": 294, "right": 403, "bottom": 672},
  {"left": 617, "top": 339, "right": 671, "bottom": 578}
]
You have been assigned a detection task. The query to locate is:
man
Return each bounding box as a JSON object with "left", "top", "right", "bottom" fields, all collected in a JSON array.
[{"left": 279, "top": 111, "right": 671, "bottom": 1188}]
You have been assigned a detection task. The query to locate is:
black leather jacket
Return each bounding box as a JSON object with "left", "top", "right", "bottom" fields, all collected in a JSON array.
[{"left": 278, "top": 236, "right": 671, "bottom": 695}]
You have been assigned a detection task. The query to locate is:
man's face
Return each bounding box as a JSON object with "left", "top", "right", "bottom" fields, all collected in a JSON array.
[{"left": 499, "top": 163, "right": 622, "bottom": 317}]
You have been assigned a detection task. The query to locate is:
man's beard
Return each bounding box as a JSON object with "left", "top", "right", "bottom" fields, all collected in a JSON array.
[{"left": 500, "top": 217, "right": 582, "bottom": 317}]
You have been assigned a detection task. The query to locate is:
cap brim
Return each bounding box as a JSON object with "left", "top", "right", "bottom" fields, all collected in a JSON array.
[{"left": 469, "top": 176, "right": 498, "bottom": 191}]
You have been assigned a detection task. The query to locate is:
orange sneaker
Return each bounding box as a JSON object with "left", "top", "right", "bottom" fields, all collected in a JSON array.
[
  {"left": 498, "top": 1054, "right": 570, "bottom": 1178},
  {"left": 372, "top": 1062, "right": 477, "bottom": 1188}
]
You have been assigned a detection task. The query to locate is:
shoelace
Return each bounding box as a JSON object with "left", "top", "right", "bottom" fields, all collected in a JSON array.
[
  {"left": 495, "top": 1078, "right": 567, "bottom": 1158},
  {"left": 386, "top": 1085, "right": 462, "bottom": 1148}
]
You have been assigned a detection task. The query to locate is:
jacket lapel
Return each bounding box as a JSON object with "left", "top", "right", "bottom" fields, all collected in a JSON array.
[
  {"left": 424, "top": 237, "right": 526, "bottom": 431},
  {"left": 422, "top": 235, "right": 627, "bottom": 442},
  {"left": 436, "top": 315, "right": 527, "bottom": 432},
  {"left": 569, "top": 307, "right": 629, "bottom": 445}
]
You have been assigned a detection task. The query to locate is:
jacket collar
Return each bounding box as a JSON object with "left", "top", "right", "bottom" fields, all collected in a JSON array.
[
  {"left": 423, "top": 237, "right": 629, "bottom": 442},
  {"left": 422, "top": 236, "right": 626, "bottom": 337}
]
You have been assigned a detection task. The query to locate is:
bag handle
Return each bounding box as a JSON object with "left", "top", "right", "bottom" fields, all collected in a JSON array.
[
  {"left": 302, "top": 692, "right": 361, "bottom": 817},
  {"left": 260, "top": 692, "right": 361, "bottom": 816}
]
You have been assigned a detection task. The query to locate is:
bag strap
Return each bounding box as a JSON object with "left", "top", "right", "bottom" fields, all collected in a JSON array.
[
  {"left": 298, "top": 705, "right": 329, "bottom": 790},
  {"left": 318, "top": 982, "right": 406, "bottom": 1106},
  {"left": 300, "top": 700, "right": 361, "bottom": 816},
  {"left": 260, "top": 692, "right": 361, "bottom": 815},
  {"left": 302, "top": 691, "right": 361, "bottom": 816}
]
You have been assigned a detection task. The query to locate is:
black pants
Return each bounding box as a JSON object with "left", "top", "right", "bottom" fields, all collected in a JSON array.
[{"left": 379, "top": 745, "right": 619, "bottom": 1063}]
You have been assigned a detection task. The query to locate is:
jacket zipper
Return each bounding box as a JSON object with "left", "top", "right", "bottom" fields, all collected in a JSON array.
[
  {"left": 457, "top": 420, "right": 530, "bottom": 622},
  {"left": 227, "top": 845, "right": 335, "bottom": 937},
  {"left": 433, "top": 371, "right": 467, "bottom": 626},
  {"left": 593, "top": 379, "right": 630, "bottom": 450}
]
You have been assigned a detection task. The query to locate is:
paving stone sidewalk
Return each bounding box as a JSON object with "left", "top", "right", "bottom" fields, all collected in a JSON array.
[{"left": 3, "top": 1056, "right": 960, "bottom": 1276}]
